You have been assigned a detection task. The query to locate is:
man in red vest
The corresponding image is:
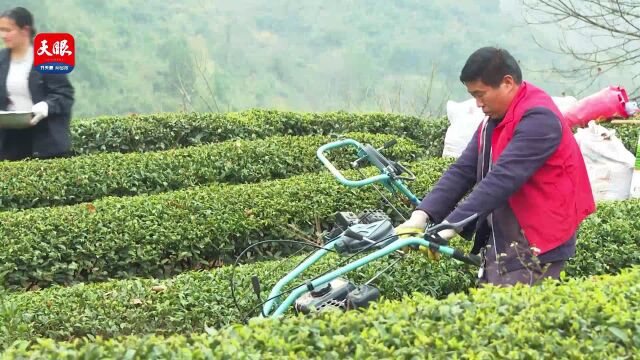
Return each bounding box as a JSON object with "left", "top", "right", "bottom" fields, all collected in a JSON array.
[{"left": 398, "top": 47, "right": 596, "bottom": 286}]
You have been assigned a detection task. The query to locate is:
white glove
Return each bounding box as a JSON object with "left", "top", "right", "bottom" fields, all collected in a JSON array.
[
  {"left": 31, "top": 101, "right": 49, "bottom": 126},
  {"left": 396, "top": 210, "right": 441, "bottom": 260},
  {"left": 396, "top": 210, "right": 429, "bottom": 231},
  {"left": 436, "top": 220, "right": 457, "bottom": 241}
]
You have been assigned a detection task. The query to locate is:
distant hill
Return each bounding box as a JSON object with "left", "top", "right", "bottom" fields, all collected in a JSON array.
[{"left": 5, "top": 0, "right": 635, "bottom": 117}]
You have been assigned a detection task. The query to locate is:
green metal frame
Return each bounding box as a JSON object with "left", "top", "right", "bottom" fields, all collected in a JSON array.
[
  {"left": 262, "top": 234, "right": 461, "bottom": 317},
  {"left": 260, "top": 138, "right": 472, "bottom": 318},
  {"left": 316, "top": 139, "right": 421, "bottom": 206}
]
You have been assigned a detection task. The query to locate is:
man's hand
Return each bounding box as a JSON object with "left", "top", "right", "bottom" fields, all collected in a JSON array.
[
  {"left": 395, "top": 210, "right": 441, "bottom": 260},
  {"left": 396, "top": 210, "right": 429, "bottom": 230},
  {"left": 30, "top": 101, "right": 49, "bottom": 126},
  {"left": 436, "top": 220, "right": 457, "bottom": 242}
]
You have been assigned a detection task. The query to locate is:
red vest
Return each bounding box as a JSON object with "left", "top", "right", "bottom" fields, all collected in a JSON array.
[{"left": 478, "top": 81, "right": 596, "bottom": 254}]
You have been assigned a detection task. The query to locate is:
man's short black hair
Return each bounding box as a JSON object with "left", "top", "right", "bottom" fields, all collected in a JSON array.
[{"left": 459, "top": 47, "right": 522, "bottom": 88}]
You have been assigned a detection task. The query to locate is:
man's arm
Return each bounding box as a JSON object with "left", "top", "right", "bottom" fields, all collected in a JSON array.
[
  {"left": 416, "top": 124, "right": 481, "bottom": 223},
  {"left": 444, "top": 107, "right": 563, "bottom": 224}
]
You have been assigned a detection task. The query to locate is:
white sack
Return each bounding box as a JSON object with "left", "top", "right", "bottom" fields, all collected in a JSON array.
[
  {"left": 443, "top": 96, "right": 579, "bottom": 158},
  {"left": 574, "top": 120, "right": 636, "bottom": 200}
]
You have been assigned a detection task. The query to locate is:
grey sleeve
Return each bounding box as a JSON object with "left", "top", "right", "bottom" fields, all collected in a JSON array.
[{"left": 416, "top": 126, "right": 480, "bottom": 223}]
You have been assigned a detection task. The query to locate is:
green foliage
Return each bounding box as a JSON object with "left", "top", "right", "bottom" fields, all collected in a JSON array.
[
  {"left": 69, "top": 110, "right": 449, "bottom": 156},
  {"left": 600, "top": 123, "right": 640, "bottom": 156},
  {"left": 0, "top": 132, "right": 423, "bottom": 210},
  {"left": 0, "top": 158, "right": 453, "bottom": 290},
  {"left": 68, "top": 110, "right": 640, "bottom": 157},
  {"left": 0, "top": 253, "right": 471, "bottom": 346},
  {"left": 3, "top": 267, "right": 639, "bottom": 358},
  {"left": 567, "top": 199, "right": 640, "bottom": 276},
  {"left": 0, "top": 199, "right": 637, "bottom": 344}
]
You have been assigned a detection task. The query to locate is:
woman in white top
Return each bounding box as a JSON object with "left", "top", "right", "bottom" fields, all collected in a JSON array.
[{"left": 0, "top": 7, "right": 74, "bottom": 160}]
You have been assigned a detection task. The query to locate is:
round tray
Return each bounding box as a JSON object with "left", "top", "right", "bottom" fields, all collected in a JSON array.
[{"left": 0, "top": 111, "right": 32, "bottom": 129}]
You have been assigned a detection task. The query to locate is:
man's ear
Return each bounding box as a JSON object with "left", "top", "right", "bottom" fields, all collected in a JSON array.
[{"left": 502, "top": 75, "right": 516, "bottom": 91}]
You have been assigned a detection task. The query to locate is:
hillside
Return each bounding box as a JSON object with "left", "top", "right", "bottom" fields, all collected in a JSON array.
[{"left": 5, "top": 0, "right": 636, "bottom": 117}]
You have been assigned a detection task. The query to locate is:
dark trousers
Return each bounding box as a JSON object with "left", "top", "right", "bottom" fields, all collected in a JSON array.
[
  {"left": 0, "top": 129, "right": 33, "bottom": 161},
  {"left": 0, "top": 130, "right": 72, "bottom": 161},
  {"left": 477, "top": 246, "right": 566, "bottom": 287}
]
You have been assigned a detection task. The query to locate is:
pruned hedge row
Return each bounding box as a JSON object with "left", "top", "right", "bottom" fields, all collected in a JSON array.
[
  {"left": 70, "top": 110, "right": 449, "bottom": 156},
  {"left": 601, "top": 121, "right": 640, "bottom": 154},
  {"left": 3, "top": 154, "right": 638, "bottom": 290},
  {"left": 0, "top": 158, "right": 453, "bottom": 290},
  {"left": 3, "top": 267, "right": 639, "bottom": 358},
  {"left": 0, "top": 132, "right": 423, "bottom": 210},
  {"left": 0, "top": 253, "right": 471, "bottom": 346},
  {"left": 0, "top": 199, "right": 638, "bottom": 344},
  {"left": 68, "top": 109, "right": 639, "bottom": 156}
]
